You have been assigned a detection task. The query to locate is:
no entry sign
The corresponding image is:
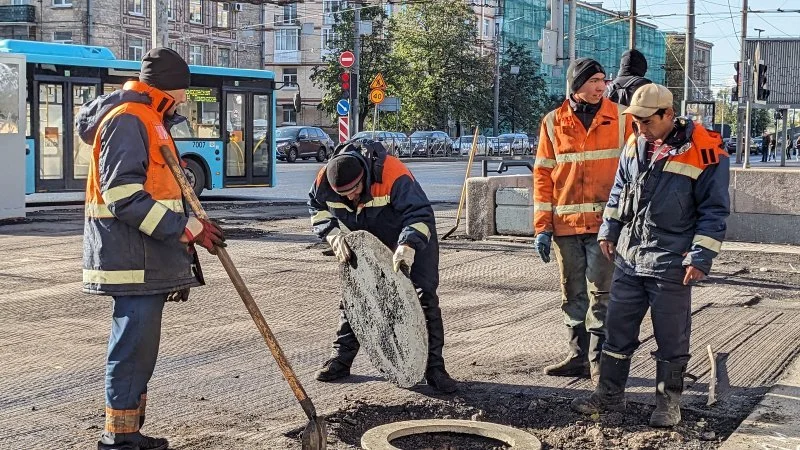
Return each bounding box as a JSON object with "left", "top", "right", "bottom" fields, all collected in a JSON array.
[{"left": 339, "top": 51, "right": 355, "bottom": 68}]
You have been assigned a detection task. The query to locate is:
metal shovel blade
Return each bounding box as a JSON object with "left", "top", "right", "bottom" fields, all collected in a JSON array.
[{"left": 301, "top": 417, "right": 327, "bottom": 450}]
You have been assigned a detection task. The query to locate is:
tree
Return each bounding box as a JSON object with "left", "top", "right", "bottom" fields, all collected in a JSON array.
[
  {"left": 714, "top": 88, "right": 737, "bottom": 136},
  {"left": 309, "top": 5, "right": 400, "bottom": 131},
  {"left": 498, "top": 41, "right": 549, "bottom": 134},
  {"left": 390, "top": 0, "right": 493, "bottom": 132},
  {"left": 751, "top": 108, "right": 772, "bottom": 137}
]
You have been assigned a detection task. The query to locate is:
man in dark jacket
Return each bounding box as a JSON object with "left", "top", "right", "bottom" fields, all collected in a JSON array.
[
  {"left": 605, "top": 49, "right": 652, "bottom": 106},
  {"left": 78, "top": 48, "right": 225, "bottom": 450},
  {"left": 308, "top": 140, "right": 457, "bottom": 394},
  {"left": 571, "top": 84, "right": 730, "bottom": 427}
]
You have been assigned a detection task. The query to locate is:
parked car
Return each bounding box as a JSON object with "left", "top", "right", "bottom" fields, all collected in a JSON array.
[
  {"left": 497, "top": 133, "right": 530, "bottom": 155},
  {"left": 352, "top": 130, "right": 407, "bottom": 155},
  {"left": 453, "top": 135, "right": 494, "bottom": 156},
  {"left": 400, "top": 131, "right": 453, "bottom": 157},
  {"left": 276, "top": 126, "right": 335, "bottom": 163}
]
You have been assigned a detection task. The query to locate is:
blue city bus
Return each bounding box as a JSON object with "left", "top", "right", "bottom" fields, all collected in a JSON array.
[{"left": 0, "top": 39, "right": 276, "bottom": 196}]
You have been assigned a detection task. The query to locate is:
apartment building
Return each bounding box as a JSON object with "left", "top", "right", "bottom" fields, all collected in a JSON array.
[
  {"left": 0, "top": 0, "right": 263, "bottom": 69},
  {"left": 666, "top": 32, "right": 714, "bottom": 102}
]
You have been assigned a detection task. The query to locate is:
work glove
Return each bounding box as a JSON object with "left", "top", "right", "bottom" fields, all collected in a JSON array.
[
  {"left": 166, "top": 288, "right": 190, "bottom": 302},
  {"left": 185, "top": 217, "right": 226, "bottom": 254},
  {"left": 393, "top": 245, "right": 416, "bottom": 273},
  {"left": 326, "top": 227, "right": 352, "bottom": 263},
  {"left": 534, "top": 232, "right": 552, "bottom": 264}
]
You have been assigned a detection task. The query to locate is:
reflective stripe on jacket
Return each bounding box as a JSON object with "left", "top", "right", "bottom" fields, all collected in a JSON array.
[
  {"left": 599, "top": 119, "right": 730, "bottom": 283},
  {"left": 308, "top": 141, "right": 439, "bottom": 292},
  {"left": 79, "top": 80, "right": 201, "bottom": 295},
  {"left": 534, "top": 98, "right": 634, "bottom": 236}
]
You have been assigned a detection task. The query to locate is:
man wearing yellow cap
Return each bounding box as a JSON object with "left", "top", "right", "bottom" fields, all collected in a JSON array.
[{"left": 571, "top": 84, "right": 730, "bottom": 427}]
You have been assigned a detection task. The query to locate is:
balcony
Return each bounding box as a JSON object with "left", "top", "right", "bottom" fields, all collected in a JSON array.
[{"left": 0, "top": 5, "right": 36, "bottom": 24}]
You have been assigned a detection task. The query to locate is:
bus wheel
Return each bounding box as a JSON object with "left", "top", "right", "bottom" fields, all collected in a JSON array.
[
  {"left": 287, "top": 147, "right": 298, "bottom": 163},
  {"left": 183, "top": 159, "right": 206, "bottom": 197},
  {"left": 315, "top": 147, "right": 326, "bottom": 162}
]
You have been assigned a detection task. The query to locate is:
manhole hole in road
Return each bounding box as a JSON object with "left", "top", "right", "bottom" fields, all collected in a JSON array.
[
  {"left": 323, "top": 390, "right": 753, "bottom": 449},
  {"left": 362, "top": 419, "right": 539, "bottom": 449}
]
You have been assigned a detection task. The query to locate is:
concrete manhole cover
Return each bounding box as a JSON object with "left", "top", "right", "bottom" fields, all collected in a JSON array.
[
  {"left": 361, "top": 419, "right": 542, "bottom": 450},
  {"left": 341, "top": 231, "right": 428, "bottom": 388}
]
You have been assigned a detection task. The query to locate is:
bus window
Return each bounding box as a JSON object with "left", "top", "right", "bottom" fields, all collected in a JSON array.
[
  {"left": 175, "top": 87, "right": 221, "bottom": 139},
  {"left": 39, "top": 83, "right": 64, "bottom": 180},
  {"left": 72, "top": 85, "right": 96, "bottom": 179},
  {"left": 226, "top": 92, "right": 245, "bottom": 177},
  {"left": 253, "top": 94, "right": 270, "bottom": 177},
  {"left": 103, "top": 83, "right": 122, "bottom": 95}
]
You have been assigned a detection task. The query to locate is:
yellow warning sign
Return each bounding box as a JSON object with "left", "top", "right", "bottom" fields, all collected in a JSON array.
[
  {"left": 369, "top": 89, "right": 385, "bottom": 104},
  {"left": 370, "top": 73, "right": 387, "bottom": 91}
]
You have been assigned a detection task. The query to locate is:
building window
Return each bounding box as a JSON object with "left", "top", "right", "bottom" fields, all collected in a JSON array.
[
  {"left": 52, "top": 0, "right": 72, "bottom": 6},
  {"left": 282, "top": 68, "right": 297, "bottom": 88},
  {"left": 189, "top": 0, "right": 202, "bottom": 24},
  {"left": 282, "top": 106, "right": 296, "bottom": 125},
  {"left": 167, "top": 0, "right": 175, "bottom": 21},
  {"left": 282, "top": 3, "right": 297, "bottom": 24},
  {"left": 216, "top": 2, "right": 230, "bottom": 28},
  {"left": 483, "top": 19, "right": 490, "bottom": 37},
  {"left": 128, "top": 37, "right": 145, "bottom": 61},
  {"left": 53, "top": 31, "right": 73, "bottom": 43},
  {"left": 323, "top": 0, "right": 344, "bottom": 25},
  {"left": 275, "top": 29, "right": 299, "bottom": 51},
  {"left": 322, "top": 28, "right": 336, "bottom": 51},
  {"left": 189, "top": 45, "right": 203, "bottom": 64},
  {"left": 129, "top": 0, "right": 143, "bottom": 15},
  {"left": 383, "top": 3, "right": 391, "bottom": 17},
  {"left": 12, "top": 0, "right": 30, "bottom": 5},
  {"left": 218, "top": 48, "right": 230, "bottom": 66}
]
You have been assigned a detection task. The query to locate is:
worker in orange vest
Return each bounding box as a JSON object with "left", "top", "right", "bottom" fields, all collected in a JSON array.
[{"left": 533, "top": 58, "right": 633, "bottom": 384}]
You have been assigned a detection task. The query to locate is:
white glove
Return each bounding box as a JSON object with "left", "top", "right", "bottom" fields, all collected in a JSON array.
[
  {"left": 325, "top": 227, "right": 351, "bottom": 263},
  {"left": 393, "top": 245, "right": 416, "bottom": 273}
]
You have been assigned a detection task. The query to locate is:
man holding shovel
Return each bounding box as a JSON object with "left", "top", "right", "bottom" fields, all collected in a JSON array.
[
  {"left": 308, "top": 139, "right": 457, "bottom": 394},
  {"left": 77, "top": 48, "right": 225, "bottom": 450}
]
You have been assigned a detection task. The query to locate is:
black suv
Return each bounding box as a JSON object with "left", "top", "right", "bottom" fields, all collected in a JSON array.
[{"left": 276, "top": 126, "right": 335, "bottom": 163}]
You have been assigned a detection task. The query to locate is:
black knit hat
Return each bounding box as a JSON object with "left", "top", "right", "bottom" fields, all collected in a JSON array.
[
  {"left": 569, "top": 57, "right": 606, "bottom": 93},
  {"left": 326, "top": 154, "right": 365, "bottom": 193},
  {"left": 139, "top": 48, "right": 191, "bottom": 91}
]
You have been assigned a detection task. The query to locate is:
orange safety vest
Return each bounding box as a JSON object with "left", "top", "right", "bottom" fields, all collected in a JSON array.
[{"left": 533, "top": 98, "right": 633, "bottom": 237}]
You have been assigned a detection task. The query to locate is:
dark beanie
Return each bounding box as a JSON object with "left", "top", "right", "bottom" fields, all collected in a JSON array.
[
  {"left": 326, "top": 154, "right": 365, "bottom": 193},
  {"left": 139, "top": 48, "right": 191, "bottom": 91},
  {"left": 569, "top": 57, "right": 606, "bottom": 93}
]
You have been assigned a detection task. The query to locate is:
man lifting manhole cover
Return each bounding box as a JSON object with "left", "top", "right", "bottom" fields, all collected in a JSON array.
[{"left": 307, "top": 139, "right": 458, "bottom": 394}]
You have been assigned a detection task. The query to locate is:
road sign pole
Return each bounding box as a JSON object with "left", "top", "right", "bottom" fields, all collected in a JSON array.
[
  {"left": 352, "top": 5, "right": 361, "bottom": 137},
  {"left": 372, "top": 104, "right": 378, "bottom": 139}
]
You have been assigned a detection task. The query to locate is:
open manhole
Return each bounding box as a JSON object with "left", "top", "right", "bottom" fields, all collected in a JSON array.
[{"left": 361, "top": 419, "right": 541, "bottom": 449}]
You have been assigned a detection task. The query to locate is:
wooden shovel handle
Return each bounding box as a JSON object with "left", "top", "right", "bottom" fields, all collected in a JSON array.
[{"left": 159, "top": 146, "right": 318, "bottom": 421}]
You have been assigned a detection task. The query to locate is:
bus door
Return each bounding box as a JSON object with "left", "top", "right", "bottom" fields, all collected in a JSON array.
[
  {"left": 222, "top": 89, "right": 272, "bottom": 187},
  {"left": 34, "top": 76, "right": 100, "bottom": 192}
]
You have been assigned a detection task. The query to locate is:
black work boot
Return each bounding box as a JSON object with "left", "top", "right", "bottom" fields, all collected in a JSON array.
[
  {"left": 571, "top": 353, "right": 631, "bottom": 414},
  {"left": 425, "top": 366, "right": 458, "bottom": 394},
  {"left": 544, "top": 326, "right": 590, "bottom": 377},
  {"left": 314, "top": 358, "right": 351, "bottom": 382},
  {"left": 650, "top": 361, "right": 685, "bottom": 427},
  {"left": 97, "top": 431, "right": 168, "bottom": 450}
]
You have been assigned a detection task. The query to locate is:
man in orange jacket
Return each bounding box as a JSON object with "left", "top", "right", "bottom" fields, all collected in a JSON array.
[{"left": 533, "top": 58, "right": 632, "bottom": 383}]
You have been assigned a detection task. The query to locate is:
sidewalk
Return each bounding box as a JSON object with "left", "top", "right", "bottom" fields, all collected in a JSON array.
[{"left": 720, "top": 355, "right": 800, "bottom": 450}]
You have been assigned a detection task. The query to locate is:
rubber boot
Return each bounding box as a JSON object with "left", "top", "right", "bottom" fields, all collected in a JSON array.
[
  {"left": 97, "top": 431, "right": 168, "bottom": 450},
  {"left": 588, "top": 332, "right": 604, "bottom": 386},
  {"left": 544, "top": 325, "right": 590, "bottom": 377},
  {"left": 425, "top": 366, "right": 458, "bottom": 394},
  {"left": 570, "top": 353, "right": 631, "bottom": 414},
  {"left": 649, "top": 361, "right": 685, "bottom": 427},
  {"left": 314, "top": 357, "right": 352, "bottom": 382}
]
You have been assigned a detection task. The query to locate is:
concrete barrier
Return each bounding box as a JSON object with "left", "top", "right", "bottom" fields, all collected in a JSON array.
[{"left": 466, "top": 168, "right": 800, "bottom": 244}]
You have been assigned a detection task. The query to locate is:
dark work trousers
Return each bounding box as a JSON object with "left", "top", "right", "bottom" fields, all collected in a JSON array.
[
  {"left": 552, "top": 233, "right": 614, "bottom": 364},
  {"left": 603, "top": 269, "right": 693, "bottom": 365},
  {"left": 104, "top": 294, "right": 166, "bottom": 434}
]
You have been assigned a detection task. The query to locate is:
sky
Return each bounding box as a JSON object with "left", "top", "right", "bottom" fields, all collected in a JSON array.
[{"left": 598, "top": 0, "right": 799, "bottom": 93}]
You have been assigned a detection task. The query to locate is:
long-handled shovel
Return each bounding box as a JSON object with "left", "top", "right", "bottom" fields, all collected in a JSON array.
[
  {"left": 160, "top": 146, "right": 327, "bottom": 450},
  {"left": 441, "top": 126, "right": 480, "bottom": 240}
]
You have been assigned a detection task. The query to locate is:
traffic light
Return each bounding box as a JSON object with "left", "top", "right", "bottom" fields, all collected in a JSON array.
[
  {"left": 731, "top": 62, "right": 740, "bottom": 102},
  {"left": 340, "top": 72, "right": 350, "bottom": 99},
  {"left": 756, "top": 63, "right": 770, "bottom": 101}
]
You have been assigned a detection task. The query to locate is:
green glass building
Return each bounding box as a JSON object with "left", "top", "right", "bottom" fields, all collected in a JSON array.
[{"left": 501, "top": 0, "right": 666, "bottom": 98}]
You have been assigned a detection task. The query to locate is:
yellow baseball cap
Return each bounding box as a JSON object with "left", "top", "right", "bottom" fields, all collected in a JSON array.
[{"left": 623, "top": 83, "right": 673, "bottom": 117}]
